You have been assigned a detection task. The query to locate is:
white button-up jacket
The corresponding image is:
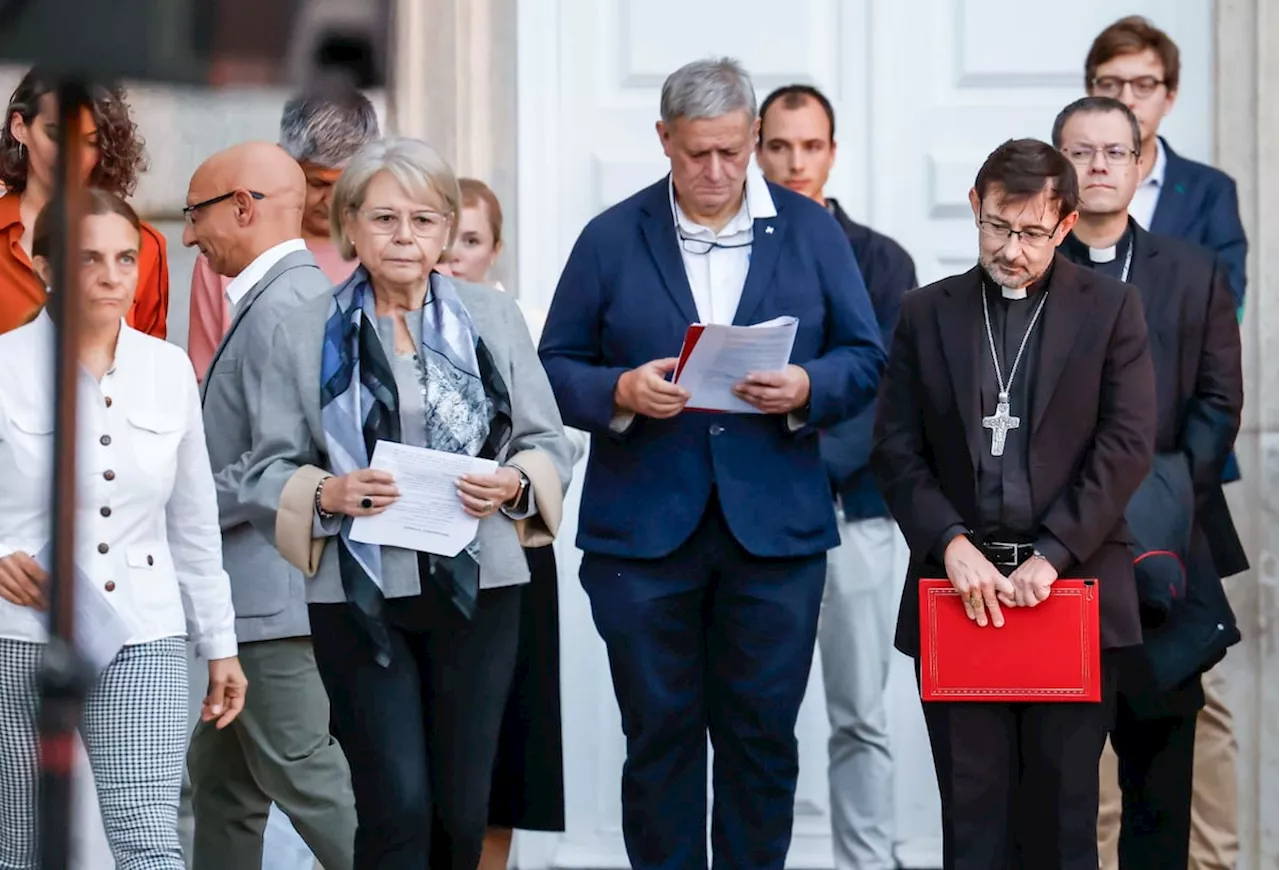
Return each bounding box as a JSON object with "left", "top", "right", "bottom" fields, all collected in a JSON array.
[{"left": 0, "top": 313, "right": 236, "bottom": 660}]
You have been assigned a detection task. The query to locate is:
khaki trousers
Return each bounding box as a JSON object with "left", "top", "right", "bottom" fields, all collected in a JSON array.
[{"left": 1098, "top": 665, "right": 1238, "bottom": 869}]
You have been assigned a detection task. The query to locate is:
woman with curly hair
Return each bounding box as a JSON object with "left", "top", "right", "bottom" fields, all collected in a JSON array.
[{"left": 0, "top": 67, "right": 169, "bottom": 337}]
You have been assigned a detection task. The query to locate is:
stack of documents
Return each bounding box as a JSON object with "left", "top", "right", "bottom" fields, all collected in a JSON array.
[
  {"left": 672, "top": 315, "right": 799, "bottom": 413},
  {"left": 351, "top": 440, "right": 498, "bottom": 557}
]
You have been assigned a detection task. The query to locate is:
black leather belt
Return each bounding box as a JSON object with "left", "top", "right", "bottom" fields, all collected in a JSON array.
[{"left": 981, "top": 540, "right": 1036, "bottom": 568}]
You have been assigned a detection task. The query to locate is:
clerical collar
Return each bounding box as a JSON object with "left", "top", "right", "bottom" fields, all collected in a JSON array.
[
  {"left": 1063, "top": 221, "right": 1134, "bottom": 268},
  {"left": 983, "top": 260, "right": 1053, "bottom": 301}
]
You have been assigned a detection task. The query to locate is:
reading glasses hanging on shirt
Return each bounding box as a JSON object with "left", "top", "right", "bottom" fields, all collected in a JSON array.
[{"left": 677, "top": 228, "right": 755, "bottom": 256}]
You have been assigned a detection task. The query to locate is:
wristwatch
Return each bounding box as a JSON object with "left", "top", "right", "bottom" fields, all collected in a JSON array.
[{"left": 508, "top": 469, "right": 530, "bottom": 507}]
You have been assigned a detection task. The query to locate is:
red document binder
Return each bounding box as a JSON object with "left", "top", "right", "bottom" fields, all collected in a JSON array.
[
  {"left": 673, "top": 324, "right": 705, "bottom": 382},
  {"left": 673, "top": 324, "right": 713, "bottom": 412},
  {"left": 918, "top": 579, "right": 1101, "bottom": 703}
]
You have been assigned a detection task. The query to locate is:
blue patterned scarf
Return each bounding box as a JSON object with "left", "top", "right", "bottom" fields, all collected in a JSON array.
[{"left": 320, "top": 267, "right": 511, "bottom": 665}]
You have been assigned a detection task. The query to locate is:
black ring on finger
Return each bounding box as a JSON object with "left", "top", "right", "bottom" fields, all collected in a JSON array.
[{"left": 361, "top": 497, "right": 373, "bottom": 509}]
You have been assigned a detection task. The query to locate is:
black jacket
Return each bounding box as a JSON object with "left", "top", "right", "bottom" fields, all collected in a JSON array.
[
  {"left": 1065, "top": 224, "right": 1244, "bottom": 715},
  {"left": 820, "top": 199, "right": 916, "bottom": 519}
]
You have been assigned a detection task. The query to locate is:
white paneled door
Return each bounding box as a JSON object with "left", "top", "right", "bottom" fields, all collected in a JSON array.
[{"left": 515, "top": 2, "right": 1212, "bottom": 867}]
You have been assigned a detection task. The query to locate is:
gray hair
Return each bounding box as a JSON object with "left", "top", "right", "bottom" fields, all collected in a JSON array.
[
  {"left": 330, "top": 136, "right": 461, "bottom": 258},
  {"left": 279, "top": 90, "right": 380, "bottom": 168},
  {"left": 660, "top": 57, "right": 757, "bottom": 126}
]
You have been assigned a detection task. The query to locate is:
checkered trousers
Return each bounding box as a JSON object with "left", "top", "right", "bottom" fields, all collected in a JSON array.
[{"left": 0, "top": 636, "right": 189, "bottom": 870}]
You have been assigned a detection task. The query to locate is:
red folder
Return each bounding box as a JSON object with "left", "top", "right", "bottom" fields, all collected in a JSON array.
[
  {"left": 673, "top": 324, "right": 704, "bottom": 382},
  {"left": 918, "top": 579, "right": 1101, "bottom": 703}
]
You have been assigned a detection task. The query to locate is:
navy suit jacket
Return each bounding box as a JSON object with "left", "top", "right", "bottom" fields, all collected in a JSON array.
[
  {"left": 1151, "top": 137, "right": 1247, "bottom": 482},
  {"left": 1151, "top": 137, "right": 1248, "bottom": 315},
  {"left": 538, "top": 177, "right": 886, "bottom": 560},
  {"left": 819, "top": 199, "right": 917, "bottom": 520}
]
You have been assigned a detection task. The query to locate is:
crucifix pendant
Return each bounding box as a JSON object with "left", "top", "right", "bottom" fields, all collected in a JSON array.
[{"left": 982, "top": 392, "right": 1021, "bottom": 457}]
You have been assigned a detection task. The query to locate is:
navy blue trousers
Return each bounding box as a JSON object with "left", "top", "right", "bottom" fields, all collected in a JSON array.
[{"left": 581, "top": 499, "right": 826, "bottom": 870}]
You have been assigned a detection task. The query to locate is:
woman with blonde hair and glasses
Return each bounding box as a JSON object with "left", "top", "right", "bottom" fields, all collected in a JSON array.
[{"left": 235, "top": 137, "right": 573, "bottom": 869}]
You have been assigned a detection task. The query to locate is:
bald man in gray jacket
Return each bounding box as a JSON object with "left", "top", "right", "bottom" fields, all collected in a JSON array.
[{"left": 184, "top": 141, "right": 356, "bottom": 870}]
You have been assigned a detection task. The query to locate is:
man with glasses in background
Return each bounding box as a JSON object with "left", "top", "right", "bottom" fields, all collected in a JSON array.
[
  {"left": 1084, "top": 19, "right": 1251, "bottom": 870},
  {"left": 1053, "top": 95, "right": 1243, "bottom": 870}
]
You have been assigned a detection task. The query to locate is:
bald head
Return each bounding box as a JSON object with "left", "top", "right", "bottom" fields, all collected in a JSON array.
[{"left": 183, "top": 141, "right": 310, "bottom": 277}]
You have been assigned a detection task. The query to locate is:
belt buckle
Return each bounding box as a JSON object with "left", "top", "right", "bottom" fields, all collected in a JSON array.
[{"left": 985, "top": 540, "right": 1022, "bottom": 568}]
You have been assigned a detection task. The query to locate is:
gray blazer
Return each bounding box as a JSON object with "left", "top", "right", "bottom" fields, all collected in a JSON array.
[
  {"left": 238, "top": 278, "right": 574, "bottom": 603},
  {"left": 201, "top": 249, "right": 334, "bottom": 643}
]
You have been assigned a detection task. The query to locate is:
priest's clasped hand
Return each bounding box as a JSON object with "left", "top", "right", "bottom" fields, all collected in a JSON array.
[
  {"left": 1007, "top": 554, "right": 1057, "bottom": 607},
  {"left": 943, "top": 534, "right": 1015, "bottom": 628}
]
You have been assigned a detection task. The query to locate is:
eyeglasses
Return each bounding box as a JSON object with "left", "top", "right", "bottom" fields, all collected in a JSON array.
[
  {"left": 1062, "top": 144, "right": 1138, "bottom": 166},
  {"left": 359, "top": 209, "right": 450, "bottom": 238},
  {"left": 182, "top": 190, "right": 264, "bottom": 225},
  {"left": 1091, "top": 75, "right": 1166, "bottom": 100},
  {"left": 978, "top": 219, "right": 1061, "bottom": 247},
  {"left": 677, "top": 227, "right": 754, "bottom": 256}
]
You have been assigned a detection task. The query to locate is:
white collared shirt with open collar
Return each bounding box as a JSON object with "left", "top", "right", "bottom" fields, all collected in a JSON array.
[
  {"left": 225, "top": 237, "right": 309, "bottom": 312},
  {"left": 1128, "top": 136, "right": 1167, "bottom": 231},
  {"left": 668, "top": 160, "right": 778, "bottom": 326}
]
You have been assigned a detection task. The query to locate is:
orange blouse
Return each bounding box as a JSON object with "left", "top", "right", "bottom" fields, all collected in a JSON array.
[{"left": 0, "top": 192, "right": 170, "bottom": 338}]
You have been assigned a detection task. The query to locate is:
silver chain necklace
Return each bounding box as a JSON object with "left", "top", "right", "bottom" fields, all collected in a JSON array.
[
  {"left": 978, "top": 240, "right": 1134, "bottom": 457},
  {"left": 980, "top": 285, "right": 1047, "bottom": 457}
]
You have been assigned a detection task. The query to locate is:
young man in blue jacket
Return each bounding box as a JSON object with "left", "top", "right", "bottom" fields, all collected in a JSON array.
[{"left": 757, "top": 84, "right": 916, "bottom": 870}]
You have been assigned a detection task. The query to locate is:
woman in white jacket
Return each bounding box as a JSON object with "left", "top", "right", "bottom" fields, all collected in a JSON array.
[{"left": 0, "top": 189, "right": 245, "bottom": 869}]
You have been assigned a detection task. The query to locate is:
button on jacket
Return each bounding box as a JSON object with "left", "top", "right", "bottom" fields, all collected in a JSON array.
[{"left": 0, "top": 312, "right": 236, "bottom": 659}]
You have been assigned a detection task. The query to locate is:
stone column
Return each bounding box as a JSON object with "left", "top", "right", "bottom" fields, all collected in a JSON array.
[
  {"left": 1214, "top": 1, "right": 1278, "bottom": 868},
  {"left": 389, "top": 0, "right": 519, "bottom": 291}
]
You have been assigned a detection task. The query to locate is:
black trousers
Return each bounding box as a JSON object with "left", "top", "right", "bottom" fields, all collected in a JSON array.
[
  {"left": 309, "top": 583, "right": 521, "bottom": 870},
  {"left": 918, "top": 655, "right": 1118, "bottom": 870},
  {"left": 1110, "top": 695, "right": 1198, "bottom": 870}
]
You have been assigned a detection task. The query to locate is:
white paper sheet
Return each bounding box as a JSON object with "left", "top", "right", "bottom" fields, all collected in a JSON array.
[
  {"left": 34, "top": 546, "right": 132, "bottom": 676},
  {"left": 672, "top": 315, "right": 800, "bottom": 413},
  {"left": 349, "top": 440, "right": 499, "bottom": 557}
]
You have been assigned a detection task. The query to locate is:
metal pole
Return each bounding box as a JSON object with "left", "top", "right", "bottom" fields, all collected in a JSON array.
[{"left": 38, "top": 76, "right": 93, "bottom": 870}]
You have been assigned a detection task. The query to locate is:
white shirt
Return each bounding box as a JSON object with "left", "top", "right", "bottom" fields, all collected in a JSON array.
[
  {"left": 669, "top": 159, "right": 777, "bottom": 325},
  {"left": 225, "top": 238, "right": 309, "bottom": 310},
  {"left": 0, "top": 313, "right": 237, "bottom": 659},
  {"left": 1129, "top": 137, "right": 1167, "bottom": 231}
]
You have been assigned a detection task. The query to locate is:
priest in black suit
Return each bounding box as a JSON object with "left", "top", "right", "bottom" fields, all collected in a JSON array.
[
  {"left": 871, "top": 138, "right": 1157, "bottom": 870},
  {"left": 1052, "top": 96, "right": 1244, "bottom": 870}
]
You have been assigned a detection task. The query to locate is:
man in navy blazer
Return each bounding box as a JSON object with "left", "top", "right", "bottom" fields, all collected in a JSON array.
[
  {"left": 1085, "top": 18, "right": 1248, "bottom": 870},
  {"left": 539, "top": 58, "right": 884, "bottom": 870},
  {"left": 1086, "top": 16, "right": 1248, "bottom": 314}
]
